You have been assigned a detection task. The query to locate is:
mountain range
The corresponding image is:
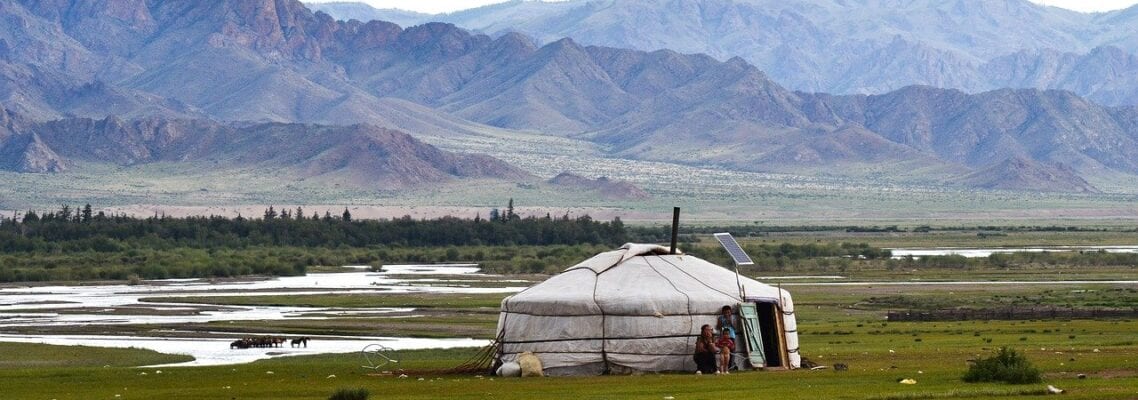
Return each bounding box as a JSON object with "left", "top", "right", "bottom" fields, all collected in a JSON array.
[
  {"left": 0, "top": 108, "right": 528, "bottom": 188},
  {"left": 310, "top": 0, "right": 1138, "bottom": 107},
  {"left": 2, "top": 0, "right": 1138, "bottom": 198}
]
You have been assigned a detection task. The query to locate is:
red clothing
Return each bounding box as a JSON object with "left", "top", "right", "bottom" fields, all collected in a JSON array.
[{"left": 716, "top": 335, "right": 734, "bottom": 352}]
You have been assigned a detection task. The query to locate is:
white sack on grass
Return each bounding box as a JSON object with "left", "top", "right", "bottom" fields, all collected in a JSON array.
[{"left": 496, "top": 362, "right": 521, "bottom": 377}]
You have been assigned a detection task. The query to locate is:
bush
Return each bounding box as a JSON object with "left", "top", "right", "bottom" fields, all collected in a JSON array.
[
  {"left": 962, "top": 347, "right": 1042, "bottom": 384},
  {"left": 328, "top": 388, "right": 369, "bottom": 400}
]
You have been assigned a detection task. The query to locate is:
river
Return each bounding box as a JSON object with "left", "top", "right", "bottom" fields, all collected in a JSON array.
[
  {"left": 0, "top": 265, "right": 526, "bottom": 367},
  {"left": 888, "top": 245, "right": 1138, "bottom": 258}
]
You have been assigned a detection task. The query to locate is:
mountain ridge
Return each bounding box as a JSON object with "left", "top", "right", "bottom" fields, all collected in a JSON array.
[
  {"left": 2, "top": 0, "right": 1137, "bottom": 194},
  {"left": 308, "top": 0, "right": 1138, "bottom": 106},
  {"left": 0, "top": 111, "right": 533, "bottom": 188}
]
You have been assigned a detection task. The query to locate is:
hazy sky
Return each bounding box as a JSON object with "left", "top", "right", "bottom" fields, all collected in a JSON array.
[{"left": 306, "top": 0, "right": 1138, "bottom": 14}]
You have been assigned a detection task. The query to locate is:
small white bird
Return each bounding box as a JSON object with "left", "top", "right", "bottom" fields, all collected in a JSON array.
[{"left": 1047, "top": 385, "right": 1064, "bottom": 394}]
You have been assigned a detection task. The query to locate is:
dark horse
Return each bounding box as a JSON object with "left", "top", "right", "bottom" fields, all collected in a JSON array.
[
  {"left": 230, "top": 339, "right": 251, "bottom": 349},
  {"left": 290, "top": 337, "right": 310, "bottom": 348}
]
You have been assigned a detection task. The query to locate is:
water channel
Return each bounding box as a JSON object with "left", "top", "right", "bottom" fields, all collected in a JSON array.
[
  {"left": 0, "top": 265, "right": 527, "bottom": 367},
  {"left": 4, "top": 252, "right": 1136, "bottom": 367},
  {"left": 888, "top": 245, "right": 1138, "bottom": 258}
]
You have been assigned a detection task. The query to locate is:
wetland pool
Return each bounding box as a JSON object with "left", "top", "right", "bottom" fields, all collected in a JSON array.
[{"left": 0, "top": 265, "right": 522, "bottom": 366}]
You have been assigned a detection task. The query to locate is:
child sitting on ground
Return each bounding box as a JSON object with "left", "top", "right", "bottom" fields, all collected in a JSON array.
[{"left": 716, "top": 329, "right": 735, "bottom": 374}]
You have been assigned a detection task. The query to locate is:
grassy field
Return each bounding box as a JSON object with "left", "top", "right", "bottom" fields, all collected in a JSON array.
[
  {"left": 7, "top": 279, "right": 1138, "bottom": 399},
  {"left": 3, "top": 230, "right": 1138, "bottom": 399},
  {"left": 3, "top": 314, "right": 1136, "bottom": 399},
  {"left": 6, "top": 127, "right": 1138, "bottom": 224},
  {"left": 146, "top": 293, "right": 510, "bottom": 310}
]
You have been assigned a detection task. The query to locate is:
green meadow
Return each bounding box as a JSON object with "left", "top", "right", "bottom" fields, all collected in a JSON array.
[
  {"left": 5, "top": 280, "right": 1138, "bottom": 400},
  {"left": 3, "top": 229, "right": 1137, "bottom": 399}
]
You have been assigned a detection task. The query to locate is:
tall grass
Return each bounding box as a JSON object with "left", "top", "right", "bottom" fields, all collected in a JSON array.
[
  {"left": 328, "top": 388, "right": 369, "bottom": 400},
  {"left": 962, "top": 347, "right": 1042, "bottom": 384}
]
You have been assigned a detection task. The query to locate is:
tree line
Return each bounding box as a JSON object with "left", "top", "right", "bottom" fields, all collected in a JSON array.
[
  {"left": 0, "top": 203, "right": 637, "bottom": 282},
  {"left": 0, "top": 204, "right": 629, "bottom": 252}
]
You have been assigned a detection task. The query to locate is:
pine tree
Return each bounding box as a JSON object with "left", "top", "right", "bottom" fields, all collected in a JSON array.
[
  {"left": 81, "top": 204, "right": 93, "bottom": 223},
  {"left": 342, "top": 208, "right": 352, "bottom": 222},
  {"left": 264, "top": 206, "right": 277, "bottom": 220}
]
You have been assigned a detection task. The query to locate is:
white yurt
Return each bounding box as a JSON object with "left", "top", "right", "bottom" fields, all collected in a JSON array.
[{"left": 495, "top": 243, "right": 800, "bottom": 376}]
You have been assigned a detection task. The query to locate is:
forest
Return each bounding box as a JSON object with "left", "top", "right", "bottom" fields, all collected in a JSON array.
[
  {"left": 0, "top": 204, "right": 896, "bottom": 282},
  {"left": 5, "top": 205, "right": 1131, "bottom": 283}
]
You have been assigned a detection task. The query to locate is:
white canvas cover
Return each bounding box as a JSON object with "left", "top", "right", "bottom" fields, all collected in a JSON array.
[{"left": 496, "top": 243, "right": 800, "bottom": 375}]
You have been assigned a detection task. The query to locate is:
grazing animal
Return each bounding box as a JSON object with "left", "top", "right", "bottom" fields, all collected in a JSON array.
[
  {"left": 229, "top": 335, "right": 288, "bottom": 349},
  {"left": 291, "top": 337, "right": 309, "bottom": 348}
]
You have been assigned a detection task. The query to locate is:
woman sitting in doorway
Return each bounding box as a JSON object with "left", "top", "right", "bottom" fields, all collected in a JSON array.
[{"left": 693, "top": 324, "right": 718, "bottom": 374}]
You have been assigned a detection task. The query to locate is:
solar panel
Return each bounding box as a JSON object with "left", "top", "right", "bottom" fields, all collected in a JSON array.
[{"left": 714, "top": 232, "right": 754, "bottom": 266}]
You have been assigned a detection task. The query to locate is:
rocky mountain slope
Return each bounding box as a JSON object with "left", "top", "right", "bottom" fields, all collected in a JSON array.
[
  {"left": 310, "top": 0, "right": 1138, "bottom": 106},
  {"left": 3, "top": 0, "right": 1138, "bottom": 193},
  {"left": 0, "top": 111, "right": 531, "bottom": 188},
  {"left": 547, "top": 172, "right": 650, "bottom": 200}
]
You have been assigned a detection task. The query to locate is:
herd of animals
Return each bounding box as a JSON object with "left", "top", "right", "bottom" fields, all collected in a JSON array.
[{"left": 229, "top": 336, "right": 310, "bottom": 349}]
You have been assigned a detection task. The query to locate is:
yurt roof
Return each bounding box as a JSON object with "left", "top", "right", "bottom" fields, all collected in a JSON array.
[{"left": 502, "top": 243, "right": 792, "bottom": 315}]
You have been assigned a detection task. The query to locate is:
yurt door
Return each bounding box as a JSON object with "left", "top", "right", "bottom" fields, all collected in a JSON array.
[
  {"left": 757, "top": 301, "right": 787, "bottom": 368},
  {"left": 738, "top": 303, "right": 767, "bottom": 367}
]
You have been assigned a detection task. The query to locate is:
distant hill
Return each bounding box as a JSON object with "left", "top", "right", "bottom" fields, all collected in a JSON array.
[
  {"left": 309, "top": 0, "right": 1138, "bottom": 107},
  {"left": 306, "top": 1, "right": 430, "bottom": 27},
  {"left": 0, "top": 113, "right": 532, "bottom": 188},
  {"left": 953, "top": 157, "right": 1099, "bottom": 193},
  {"left": 3, "top": 0, "right": 1138, "bottom": 194},
  {"left": 548, "top": 172, "right": 650, "bottom": 200}
]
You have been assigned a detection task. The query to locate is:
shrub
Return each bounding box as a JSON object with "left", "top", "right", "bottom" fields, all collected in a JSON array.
[
  {"left": 962, "top": 347, "right": 1042, "bottom": 384},
  {"left": 328, "top": 388, "right": 369, "bottom": 400}
]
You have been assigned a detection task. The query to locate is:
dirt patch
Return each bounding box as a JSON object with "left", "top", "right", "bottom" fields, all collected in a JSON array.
[
  {"left": 1047, "top": 369, "right": 1138, "bottom": 380},
  {"left": 1094, "top": 369, "right": 1138, "bottom": 379}
]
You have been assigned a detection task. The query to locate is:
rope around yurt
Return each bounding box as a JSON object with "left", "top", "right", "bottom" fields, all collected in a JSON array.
[
  {"left": 444, "top": 330, "right": 504, "bottom": 375},
  {"left": 362, "top": 331, "right": 503, "bottom": 376}
]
